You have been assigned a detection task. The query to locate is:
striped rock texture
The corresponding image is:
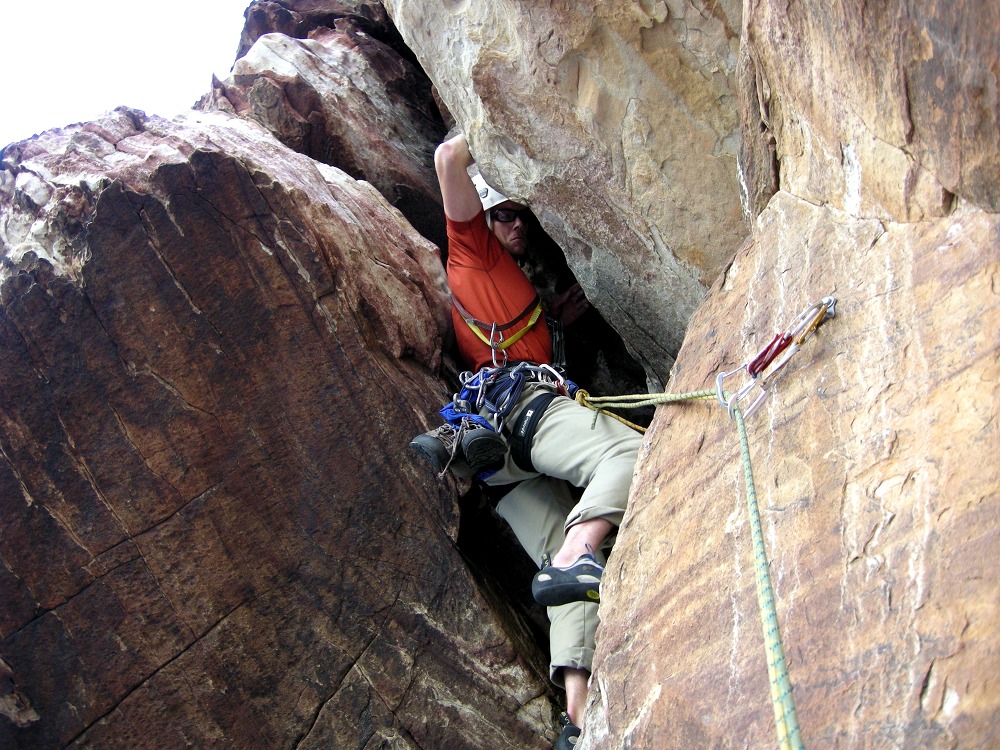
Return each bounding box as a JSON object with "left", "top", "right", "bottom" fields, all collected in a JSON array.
[
  {"left": 0, "top": 109, "right": 553, "bottom": 749},
  {"left": 591, "top": 193, "right": 999, "bottom": 749},
  {"left": 384, "top": 0, "right": 747, "bottom": 384},
  {"left": 587, "top": 1, "right": 1000, "bottom": 747},
  {"left": 2, "top": 0, "right": 997, "bottom": 748}
]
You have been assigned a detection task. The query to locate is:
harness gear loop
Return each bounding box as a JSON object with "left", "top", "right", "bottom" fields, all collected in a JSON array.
[{"left": 447, "top": 363, "right": 573, "bottom": 438}]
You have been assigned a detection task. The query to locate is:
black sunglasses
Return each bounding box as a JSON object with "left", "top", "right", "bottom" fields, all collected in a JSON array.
[{"left": 491, "top": 207, "right": 530, "bottom": 223}]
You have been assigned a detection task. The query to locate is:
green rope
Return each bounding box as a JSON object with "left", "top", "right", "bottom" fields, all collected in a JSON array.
[
  {"left": 583, "top": 387, "right": 804, "bottom": 750},
  {"left": 577, "top": 389, "right": 717, "bottom": 430},
  {"left": 733, "top": 402, "right": 803, "bottom": 750},
  {"left": 582, "top": 388, "right": 719, "bottom": 408}
]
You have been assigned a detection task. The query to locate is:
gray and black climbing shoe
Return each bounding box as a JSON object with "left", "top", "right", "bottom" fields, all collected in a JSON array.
[
  {"left": 555, "top": 711, "right": 580, "bottom": 749},
  {"left": 409, "top": 423, "right": 458, "bottom": 474},
  {"left": 409, "top": 420, "right": 506, "bottom": 476},
  {"left": 532, "top": 553, "right": 603, "bottom": 606},
  {"left": 459, "top": 423, "right": 507, "bottom": 473}
]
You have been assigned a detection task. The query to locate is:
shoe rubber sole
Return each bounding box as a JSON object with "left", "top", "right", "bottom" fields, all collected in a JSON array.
[
  {"left": 461, "top": 431, "right": 508, "bottom": 473},
  {"left": 556, "top": 723, "right": 581, "bottom": 749},
  {"left": 408, "top": 437, "right": 448, "bottom": 473},
  {"left": 532, "top": 557, "right": 603, "bottom": 606},
  {"left": 532, "top": 578, "right": 601, "bottom": 607}
]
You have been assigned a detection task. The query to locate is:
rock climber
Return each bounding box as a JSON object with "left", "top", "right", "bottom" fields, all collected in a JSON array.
[{"left": 409, "top": 132, "right": 643, "bottom": 749}]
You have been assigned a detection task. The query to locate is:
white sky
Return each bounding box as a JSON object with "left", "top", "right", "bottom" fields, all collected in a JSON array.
[{"left": 1, "top": 1, "right": 253, "bottom": 149}]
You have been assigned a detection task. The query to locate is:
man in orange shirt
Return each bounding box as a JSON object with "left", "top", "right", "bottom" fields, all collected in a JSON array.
[{"left": 411, "top": 133, "right": 642, "bottom": 749}]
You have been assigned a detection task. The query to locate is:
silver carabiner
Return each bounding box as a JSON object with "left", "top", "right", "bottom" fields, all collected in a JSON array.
[
  {"left": 717, "top": 366, "right": 769, "bottom": 420},
  {"left": 489, "top": 323, "right": 508, "bottom": 367},
  {"left": 716, "top": 366, "right": 747, "bottom": 408},
  {"left": 729, "top": 380, "right": 769, "bottom": 420}
]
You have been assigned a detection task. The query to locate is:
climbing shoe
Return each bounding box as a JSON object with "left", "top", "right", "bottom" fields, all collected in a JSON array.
[
  {"left": 409, "top": 420, "right": 507, "bottom": 476},
  {"left": 409, "top": 423, "right": 457, "bottom": 474},
  {"left": 458, "top": 423, "right": 507, "bottom": 473},
  {"left": 555, "top": 711, "right": 580, "bottom": 749},
  {"left": 532, "top": 553, "right": 603, "bottom": 606}
]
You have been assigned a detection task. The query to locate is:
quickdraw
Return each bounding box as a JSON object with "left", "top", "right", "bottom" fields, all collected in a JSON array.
[
  {"left": 571, "top": 294, "right": 837, "bottom": 750},
  {"left": 715, "top": 296, "right": 837, "bottom": 420}
]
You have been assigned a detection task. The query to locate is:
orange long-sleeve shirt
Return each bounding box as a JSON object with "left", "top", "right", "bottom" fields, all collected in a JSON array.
[{"left": 446, "top": 212, "right": 552, "bottom": 371}]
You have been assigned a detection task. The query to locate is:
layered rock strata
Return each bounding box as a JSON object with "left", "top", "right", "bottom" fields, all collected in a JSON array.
[
  {"left": 1, "top": 0, "right": 996, "bottom": 747},
  {"left": 741, "top": 0, "right": 999, "bottom": 220},
  {"left": 234, "top": 0, "right": 396, "bottom": 61},
  {"left": 0, "top": 109, "right": 553, "bottom": 749},
  {"left": 587, "top": 0, "right": 999, "bottom": 747},
  {"left": 203, "top": 4, "right": 447, "bottom": 248},
  {"left": 590, "top": 193, "right": 999, "bottom": 748}
]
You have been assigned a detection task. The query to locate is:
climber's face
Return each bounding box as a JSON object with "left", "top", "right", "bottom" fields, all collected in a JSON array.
[{"left": 490, "top": 201, "right": 529, "bottom": 257}]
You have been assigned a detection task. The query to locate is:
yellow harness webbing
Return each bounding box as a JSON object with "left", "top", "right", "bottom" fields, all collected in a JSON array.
[{"left": 452, "top": 293, "right": 544, "bottom": 351}]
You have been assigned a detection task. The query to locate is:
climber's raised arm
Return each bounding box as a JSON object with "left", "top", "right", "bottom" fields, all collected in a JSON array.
[{"left": 434, "top": 133, "right": 482, "bottom": 223}]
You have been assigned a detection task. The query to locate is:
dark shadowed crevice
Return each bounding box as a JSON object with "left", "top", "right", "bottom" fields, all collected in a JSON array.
[{"left": 455, "top": 488, "right": 553, "bottom": 688}]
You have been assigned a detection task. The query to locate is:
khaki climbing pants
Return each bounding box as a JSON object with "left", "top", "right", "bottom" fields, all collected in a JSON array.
[{"left": 485, "top": 383, "right": 643, "bottom": 684}]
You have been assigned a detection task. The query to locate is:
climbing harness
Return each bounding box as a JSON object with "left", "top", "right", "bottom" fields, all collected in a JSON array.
[
  {"left": 452, "top": 292, "right": 545, "bottom": 367},
  {"left": 573, "top": 295, "right": 836, "bottom": 750},
  {"left": 444, "top": 361, "right": 573, "bottom": 432},
  {"left": 435, "top": 361, "right": 575, "bottom": 479},
  {"left": 509, "top": 391, "right": 559, "bottom": 472}
]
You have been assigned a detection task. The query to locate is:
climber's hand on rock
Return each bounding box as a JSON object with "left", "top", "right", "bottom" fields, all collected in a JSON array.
[{"left": 552, "top": 283, "right": 589, "bottom": 327}]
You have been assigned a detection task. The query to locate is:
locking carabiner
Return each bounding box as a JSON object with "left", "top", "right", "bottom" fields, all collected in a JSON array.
[{"left": 489, "top": 323, "right": 508, "bottom": 367}]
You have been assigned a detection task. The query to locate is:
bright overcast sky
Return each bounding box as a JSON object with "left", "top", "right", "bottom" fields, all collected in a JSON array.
[{"left": 1, "top": 0, "right": 252, "bottom": 149}]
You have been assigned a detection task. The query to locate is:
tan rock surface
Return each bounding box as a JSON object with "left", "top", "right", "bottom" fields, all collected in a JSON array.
[
  {"left": 587, "top": 1, "right": 999, "bottom": 746},
  {"left": 0, "top": 109, "right": 553, "bottom": 749},
  {"left": 741, "top": 0, "right": 999, "bottom": 220},
  {"left": 589, "top": 192, "right": 999, "bottom": 748},
  {"left": 1, "top": 0, "right": 996, "bottom": 747},
  {"left": 384, "top": 0, "right": 748, "bottom": 383},
  {"left": 234, "top": 0, "right": 394, "bottom": 61}
]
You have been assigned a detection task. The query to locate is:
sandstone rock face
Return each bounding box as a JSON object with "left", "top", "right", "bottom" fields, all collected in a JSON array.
[
  {"left": 383, "top": 0, "right": 747, "bottom": 384},
  {"left": 590, "top": 194, "right": 999, "bottom": 748},
  {"left": 587, "top": 1, "right": 1000, "bottom": 747},
  {"left": 740, "top": 0, "right": 1000, "bottom": 220},
  {"left": 235, "top": 0, "right": 394, "bottom": 61},
  {"left": 203, "top": 5, "right": 447, "bottom": 249},
  {"left": 2, "top": 1, "right": 996, "bottom": 748},
  {"left": 0, "top": 109, "right": 553, "bottom": 749}
]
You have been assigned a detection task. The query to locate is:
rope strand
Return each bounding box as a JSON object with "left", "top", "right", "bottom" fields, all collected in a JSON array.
[{"left": 578, "top": 386, "right": 804, "bottom": 750}]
